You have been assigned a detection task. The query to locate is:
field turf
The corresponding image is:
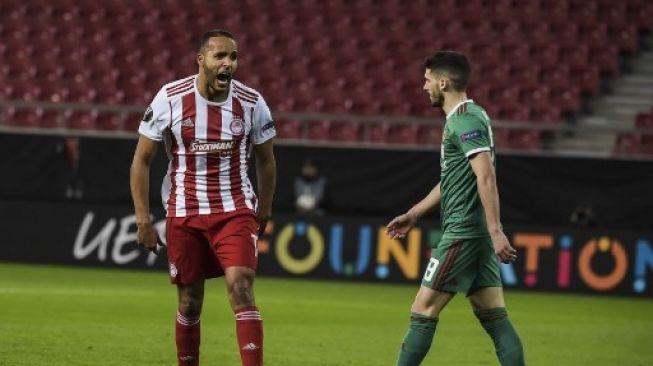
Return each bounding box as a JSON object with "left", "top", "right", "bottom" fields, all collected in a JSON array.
[{"left": 1, "top": 263, "right": 651, "bottom": 365}]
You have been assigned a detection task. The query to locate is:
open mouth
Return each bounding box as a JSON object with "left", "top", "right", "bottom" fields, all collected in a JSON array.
[{"left": 216, "top": 71, "right": 231, "bottom": 84}]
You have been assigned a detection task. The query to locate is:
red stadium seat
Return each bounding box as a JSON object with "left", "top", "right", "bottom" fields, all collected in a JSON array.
[
  {"left": 635, "top": 113, "right": 653, "bottom": 128},
  {"left": 531, "top": 105, "right": 563, "bottom": 124},
  {"left": 511, "top": 65, "right": 541, "bottom": 89},
  {"left": 550, "top": 86, "right": 582, "bottom": 114},
  {"left": 329, "top": 122, "right": 363, "bottom": 142},
  {"left": 307, "top": 120, "right": 331, "bottom": 141},
  {"left": 508, "top": 130, "right": 540, "bottom": 150},
  {"left": 544, "top": 65, "right": 571, "bottom": 92},
  {"left": 609, "top": 24, "right": 638, "bottom": 53},
  {"left": 500, "top": 106, "right": 531, "bottom": 122},
  {"left": 520, "top": 86, "right": 551, "bottom": 106},
  {"left": 416, "top": 125, "right": 443, "bottom": 146},
  {"left": 387, "top": 124, "right": 420, "bottom": 145},
  {"left": 492, "top": 127, "right": 511, "bottom": 149},
  {"left": 95, "top": 113, "right": 125, "bottom": 131},
  {"left": 561, "top": 44, "right": 590, "bottom": 71},
  {"left": 275, "top": 120, "right": 303, "bottom": 140},
  {"left": 571, "top": 65, "right": 600, "bottom": 94},
  {"left": 368, "top": 122, "right": 391, "bottom": 143},
  {"left": 123, "top": 112, "right": 144, "bottom": 132},
  {"left": 63, "top": 110, "right": 97, "bottom": 130},
  {"left": 580, "top": 23, "right": 609, "bottom": 50}
]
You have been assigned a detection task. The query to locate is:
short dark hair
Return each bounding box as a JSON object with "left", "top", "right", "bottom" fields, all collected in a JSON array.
[
  {"left": 423, "top": 51, "right": 471, "bottom": 91},
  {"left": 199, "top": 29, "right": 235, "bottom": 52}
]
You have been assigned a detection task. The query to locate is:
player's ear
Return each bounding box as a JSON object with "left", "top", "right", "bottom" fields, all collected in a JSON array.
[
  {"left": 197, "top": 52, "right": 204, "bottom": 66},
  {"left": 439, "top": 78, "right": 449, "bottom": 91}
]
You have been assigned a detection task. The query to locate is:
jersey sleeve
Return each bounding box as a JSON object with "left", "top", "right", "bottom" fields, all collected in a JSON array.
[
  {"left": 251, "top": 95, "right": 276, "bottom": 144},
  {"left": 452, "top": 115, "right": 492, "bottom": 158},
  {"left": 137, "top": 88, "right": 170, "bottom": 141}
]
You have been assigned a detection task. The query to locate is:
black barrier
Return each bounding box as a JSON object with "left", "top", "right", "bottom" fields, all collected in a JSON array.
[
  {"left": 1, "top": 199, "right": 652, "bottom": 297},
  {"left": 2, "top": 133, "right": 653, "bottom": 229}
]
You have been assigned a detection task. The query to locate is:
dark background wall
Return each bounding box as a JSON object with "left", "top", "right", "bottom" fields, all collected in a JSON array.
[{"left": 1, "top": 133, "right": 652, "bottom": 229}]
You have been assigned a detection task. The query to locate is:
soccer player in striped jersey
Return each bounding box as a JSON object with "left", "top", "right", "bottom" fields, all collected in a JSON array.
[
  {"left": 386, "top": 51, "right": 525, "bottom": 365},
  {"left": 130, "top": 29, "right": 276, "bottom": 366}
]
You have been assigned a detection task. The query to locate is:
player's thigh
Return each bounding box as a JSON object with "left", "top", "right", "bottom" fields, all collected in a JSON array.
[
  {"left": 210, "top": 212, "right": 260, "bottom": 271},
  {"left": 467, "top": 236, "right": 503, "bottom": 298},
  {"left": 422, "top": 239, "right": 478, "bottom": 294},
  {"left": 412, "top": 285, "right": 455, "bottom": 317},
  {"left": 166, "top": 216, "right": 219, "bottom": 284}
]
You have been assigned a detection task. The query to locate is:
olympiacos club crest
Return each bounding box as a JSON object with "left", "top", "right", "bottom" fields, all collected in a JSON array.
[{"left": 230, "top": 117, "right": 244, "bottom": 135}]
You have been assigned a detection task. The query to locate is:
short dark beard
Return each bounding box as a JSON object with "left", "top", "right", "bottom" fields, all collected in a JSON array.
[{"left": 431, "top": 93, "right": 444, "bottom": 107}]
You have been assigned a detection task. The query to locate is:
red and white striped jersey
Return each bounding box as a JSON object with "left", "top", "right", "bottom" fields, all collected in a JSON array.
[{"left": 138, "top": 75, "right": 276, "bottom": 217}]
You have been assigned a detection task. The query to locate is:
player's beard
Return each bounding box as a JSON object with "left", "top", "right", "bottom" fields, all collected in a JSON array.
[{"left": 430, "top": 89, "right": 444, "bottom": 107}]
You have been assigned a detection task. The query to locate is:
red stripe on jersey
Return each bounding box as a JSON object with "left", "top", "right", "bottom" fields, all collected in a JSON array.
[
  {"left": 230, "top": 97, "right": 247, "bottom": 210},
  {"left": 166, "top": 78, "right": 194, "bottom": 93},
  {"left": 168, "top": 85, "right": 194, "bottom": 98},
  {"left": 181, "top": 92, "right": 199, "bottom": 216},
  {"left": 167, "top": 101, "right": 178, "bottom": 214},
  {"left": 235, "top": 94, "right": 257, "bottom": 105},
  {"left": 206, "top": 105, "right": 224, "bottom": 214},
  {"left": 234, "top": 85, "right": 258, "bottom": 100},
  {"left": 248, "top": 106, "right": 257, "bottom": 210}
]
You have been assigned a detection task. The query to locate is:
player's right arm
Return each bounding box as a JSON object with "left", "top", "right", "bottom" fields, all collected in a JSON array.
[
  {"left": 130, "top": 88, "right": 170, "bottom": 254},
  {"left": 386, "top": 182, "right": 441, "bottom": 239},
  {"left": 130, "top": 136, "right": 162, "bottom": 253}
]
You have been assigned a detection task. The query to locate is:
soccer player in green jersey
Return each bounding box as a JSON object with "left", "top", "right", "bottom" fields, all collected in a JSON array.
[{"left": 386, "top": 51, "right": 525, "bottom": 366}]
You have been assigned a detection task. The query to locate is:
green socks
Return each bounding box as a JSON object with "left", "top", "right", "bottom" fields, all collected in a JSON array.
[
  {"left": 395, "top": 313, "right": 438, "bottom": 366},
  {"left": 474, "top": 307, "right": 525, "bottom": 366}
]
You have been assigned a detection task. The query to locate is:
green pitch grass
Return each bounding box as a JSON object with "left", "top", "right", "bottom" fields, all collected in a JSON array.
[{"left": 1, "top": 263, "right": 651, "bottom": 366}]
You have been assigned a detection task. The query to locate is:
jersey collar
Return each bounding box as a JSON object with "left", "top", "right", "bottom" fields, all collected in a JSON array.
[
  {"left": 446, "top": 99, "right": 474, "bottom": 120},
  {"left": 194, "top": 74, "right": 234, "bottom": 106}
]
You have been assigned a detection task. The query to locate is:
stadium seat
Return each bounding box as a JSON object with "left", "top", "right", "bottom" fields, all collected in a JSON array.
[
  {"left": 274, "top": 120, "right": 303, "bottom": 140},
  {"left": 550, "top": 86, "right": 582, "bottom": 114},
  {"left": 329, "top": 122, "right": 363, "bottom": 142},
  {"left": 492, "top": 127, "right": 511, "bottom": 149},
  {"left": 307, "top": 120, "right": 331, "bottom": 141},
  {"left": 63, "top": 110, "right": 97, "bottom": 130},
  {"left": 571, "top": 65, "right": 601, "bottom": 94},
  {"left": 388, "top": 124, "right": 420, "bottom": 145},
  {"left": 416, "top": 125, "right": 443, "bottom": 146},
  {"left": 531, "top": 105, "right": 563, "bottom": 124},
  {"left": 500, "top": 105, "right": 531, "bottom": 122},
  {"left": 511, "top": 65, "right": 540, "bottom": 89},
  {"left": 635, "top": 113, "right": 653, "bottom": 128},
  {"left": 368, "top": 122, "right": 391, "bottom": 143},
  {"left": 1, "top": 0, "right": 646, "bottom": 151},
  {"left": 95, "top": 113, "right": 125, "bottom": 131},
  {"left": 508, "top": 130, "right": 540, "bottom": 150},
  {"left": 591, "top": 44, "right": 620, "bottom": 76}
]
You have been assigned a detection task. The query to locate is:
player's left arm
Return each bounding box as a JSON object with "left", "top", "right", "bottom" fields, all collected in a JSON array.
[
  {"left": 469, "top": 153, "right": 516, "bottom": 263},
  {"left": 253, "top": 140, "right": 276, "bottom": 237},
  {"left": 251, "top": 95, "right": 277, "bottom": 237}
]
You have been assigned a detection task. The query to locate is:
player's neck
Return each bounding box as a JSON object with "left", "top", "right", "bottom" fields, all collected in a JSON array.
[
  {"left": 196, "top": 75, "right": 230, "bottom": 103},
  {"left": 442, "top": 93, "right": 468, "bottom": 116}
]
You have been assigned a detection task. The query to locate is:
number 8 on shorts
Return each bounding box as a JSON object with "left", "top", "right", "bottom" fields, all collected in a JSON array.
[{"left": 423, "top": 257, "right": 440, "bottom": 282}]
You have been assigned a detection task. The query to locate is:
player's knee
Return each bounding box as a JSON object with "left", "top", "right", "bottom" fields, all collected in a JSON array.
[
  {"left": 178, "top": 292, "right": 203, "bottom": 317},
  {"left": 410, "top": 298, "right": 437, "bottom": 317},
  {"left": 228, "top": 278, "right": 254, "bottom": 306},
  {"left": 474, "top": 307, "right": 508, "bottom": 323}
]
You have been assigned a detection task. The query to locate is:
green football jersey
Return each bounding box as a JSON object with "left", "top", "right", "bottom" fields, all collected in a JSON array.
[{"left": 439, "top": 100, "right": 495, "bottom": 241}]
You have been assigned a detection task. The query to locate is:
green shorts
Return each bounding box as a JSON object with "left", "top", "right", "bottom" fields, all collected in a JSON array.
[{"left": 421, "top": 237, "right": 502, "bottom": 296}]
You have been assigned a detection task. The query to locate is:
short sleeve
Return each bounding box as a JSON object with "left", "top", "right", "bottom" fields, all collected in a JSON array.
[
  {"left": 452, "top": 115, "right": 491, "bottom": 158},
  {"left": 251, "top": 95, "right": 276, "bottom": 144},
  {"left": 137, "top": 88, "right": 170, "bottom": 141}
]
